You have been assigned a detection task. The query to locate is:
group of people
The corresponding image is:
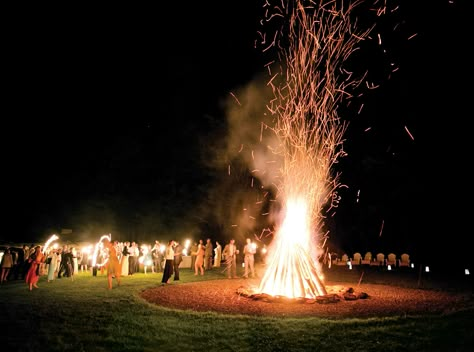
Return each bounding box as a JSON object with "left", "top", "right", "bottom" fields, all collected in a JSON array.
[
  {"left": 221, "top": 238, "right": 256, "bottom": 279},
  {"left": 0, "top": 244, "right": 83, "bottom": 290},
  {"left": 0, "top": 236, "right": 260, "bottom": 291},
  {"left": 187, "top": 238, "right": 257, "bottom": 279},
  {"left": 159, "top": 237, "right": 258, "bottom": 282}
]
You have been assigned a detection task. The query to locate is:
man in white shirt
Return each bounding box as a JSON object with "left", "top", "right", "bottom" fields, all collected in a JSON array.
[
  {"left": 243, "top": 238, "right": 256, "bottom": 278},
  {"left": 222, "top": 239, "right": 238, "bottom": 278}
]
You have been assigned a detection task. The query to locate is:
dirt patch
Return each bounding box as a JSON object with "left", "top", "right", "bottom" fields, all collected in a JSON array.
[{"left": 139, "top": 278, "right": 473, "bottom": 318}]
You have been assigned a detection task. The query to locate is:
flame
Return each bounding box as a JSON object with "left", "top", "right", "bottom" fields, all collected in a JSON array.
[{"left": 258, "top": 197, "right": 326, "bottom": 298}]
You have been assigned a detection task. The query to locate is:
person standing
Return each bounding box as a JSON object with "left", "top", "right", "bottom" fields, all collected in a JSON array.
[
  {"left": 204, "top": 238, "right": 213, "bottom": 270},
  {"left": 63, "top": 249, "right": 75, "bottom": 280},
  {"left": 213, "top": 241, "right": 222, "bottom": 267},
  {"left": 57, "top": 245, "right": 68, "bottom": 278},
  {"left": 79, "top": 249, "right": 89, "bottom": 273},
  {"left": 103, "top": 239, "right": 121, "bottom": 289},
  {"left": 71, "top": 247, "right": 79, "bottom": 275},
  {"left": 151, "top": 241, "right": 162, "bottom": 273},
  {"left": 143, "top": 244, "right": 154, "bottom": 274},
  {"left": 25, "top": 245, "right": 45, "bottom": 291},
  {"left": 243, "top": 238, "right": 256, "bottom": 278},
  {"left": 222, "top": 239, "right": 238, "bottom": 279},
  {"left": 58, "top": 246, "right": 73, "bottom": 279},
  {"left": 121, "top": 241, "right": 130, "bottom": 276},
  {"left": 189, "top": 241, "right": 198, "bottom": 271},
  {"left": 194, "top": 239, "right": 205, "bottom": 276},
  {"left": 47, "top": 248, "right": 59, "bottom": 283},
  {"left": 128, "top": 242, "right": 138, "bottom": 275},
  {"left": 0, "top": 248, "right": 14, "bottom": 284},
  {"left": 173, "top": 240, "right": 183, "bottom": 281},
  {"left": 161, "top": 240, "right": 174, "bottom": 284}
]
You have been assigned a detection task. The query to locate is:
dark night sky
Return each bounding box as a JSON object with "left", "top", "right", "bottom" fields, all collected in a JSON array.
[{"left": 4, "top": 1, "right": 470, "bottom": 266}]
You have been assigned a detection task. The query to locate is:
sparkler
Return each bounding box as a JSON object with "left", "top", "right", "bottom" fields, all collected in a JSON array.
[
  {"left": 43, "top": 234, "right": 59, "bottom": 254},
  {"left": 91, "top": 234, "right": 111, "bottom": 267},
  {"left": 255, "top": 0, "right": 382, "bottom": 299}
]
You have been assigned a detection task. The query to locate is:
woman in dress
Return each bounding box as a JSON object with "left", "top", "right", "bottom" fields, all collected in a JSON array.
[
  {"left": 194, "top": 239, "right": 205, "bottom": 276},
  {"left": 121, "top": 241, "right": 130, "bottom": 276},
  {"left": 25, "top": 245, "right": 45, "bottom": 291},
  {"left": 103, "top": 239, "right": 121, "bottom": 289},
  {"left": 79, "top": 249, "right": 88, "bottom": 273},
  {"left": 47, "top": 248, "right": 59, "bottom": 282},
  {"left": 213, "top": 241, "right": 222, "bottom": 268}
]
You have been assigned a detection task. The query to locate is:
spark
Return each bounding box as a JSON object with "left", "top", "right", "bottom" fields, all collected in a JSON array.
[
  {"left": 230, "top": 92, "right": 242, "bottom": 106},
  {"left": 404, "top": 125, "right": 414, "bottom": 140}
]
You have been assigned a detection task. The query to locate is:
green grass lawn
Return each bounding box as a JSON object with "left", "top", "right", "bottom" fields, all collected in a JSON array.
[{"left": 1, "top": 265, "right": 472, "bottom": 352}]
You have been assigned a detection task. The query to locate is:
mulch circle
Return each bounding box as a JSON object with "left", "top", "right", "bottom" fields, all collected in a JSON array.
[{"left": 139, "top": 278, "right": 473, "bottom": 318}]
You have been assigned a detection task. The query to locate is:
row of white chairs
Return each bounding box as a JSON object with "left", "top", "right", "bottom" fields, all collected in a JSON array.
[{"left": 334, "top": 252, "right": 411, "bottom": 267}]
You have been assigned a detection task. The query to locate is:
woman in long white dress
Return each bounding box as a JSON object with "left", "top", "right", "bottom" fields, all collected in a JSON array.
[
  {"left": 121, "top": 241, "right": 130, "bottom": 276},
  {"left": 213, "top": 241, "right": 222, "bottom": 267},
  {"left": 47, "top": 249, "right": 59, "bottom": 282},
  {"left": 71, "top": 247, "right": 79, "bottom": 275}
]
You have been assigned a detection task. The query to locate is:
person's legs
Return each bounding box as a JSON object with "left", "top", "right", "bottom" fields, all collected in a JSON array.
[
  {"left": 174, "top": 264, "right": 179, "bottom": 280},
  {"left": 232, "top": 257, "right": 237, "bottom": 278},
  {"left": 57, "top": 263, "right": 64, "bottom": 278},
  {"left": 247, "top": 256, "right": 253, "bottom": 277},
  {"left": 227, "top": 260, "right": 232, "bottom": 278},
  {"left": 243, "top": 256, "right": 249, "bottom": 278},
  {"left": 107, "top": 274, "right": 113, "bottom": 289}
]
